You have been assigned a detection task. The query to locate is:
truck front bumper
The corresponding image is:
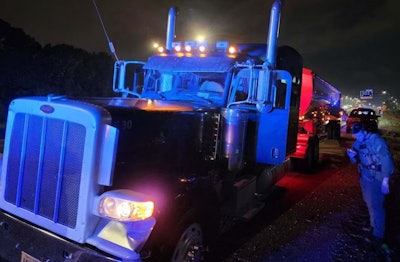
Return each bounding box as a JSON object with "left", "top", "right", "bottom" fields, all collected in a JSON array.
[{"left": 0, "top": 211, "right": 141, "bottom": 262}]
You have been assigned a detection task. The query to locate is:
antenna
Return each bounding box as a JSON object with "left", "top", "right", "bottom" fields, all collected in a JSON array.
[{"left": 92, "top": 0, "right": 119, "bottom": 61}]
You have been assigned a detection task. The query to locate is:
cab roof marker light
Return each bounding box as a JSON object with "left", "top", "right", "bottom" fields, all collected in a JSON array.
[
  {"left": 172, "top": 41, "right": 182, "bottom": 52},
  {"left": 228, "top": 46, "right": 237, "bottom": 54},
  {"left": 97, "top": 189, "right": 154, "bottom": 221},
  {"left": 174, "top": 45, "right": 181, "bottom": 52},
  {"left": 196, "top": 41, "right": 208, "bottom": 53},
  {"left": 157, "top": 46, "right": 164, "bottom": 53},
  {"left": 184, "top": 40, "right": 196, "bottom": 52}
]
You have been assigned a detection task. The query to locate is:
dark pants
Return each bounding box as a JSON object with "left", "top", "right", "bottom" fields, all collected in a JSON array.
[{"left": 360, "top": 176, "right": 386, "bottom": 239}]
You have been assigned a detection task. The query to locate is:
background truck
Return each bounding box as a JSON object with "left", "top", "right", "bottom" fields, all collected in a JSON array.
[
  {"left": 289, "top": 68, "right": 341, "bottom": 172},
  {"left": 0, "top": 1, "right": 333, "bottom": 261}
]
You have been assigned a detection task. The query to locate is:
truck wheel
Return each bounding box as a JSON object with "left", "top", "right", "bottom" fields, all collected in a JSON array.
[
  {"left": 171, "top": 222, "right": 204, "bottom": 262},
  {"left": 303, "top": 136, "right": 318, "bottom": 173},
  {"left": 304, "top": 145, "right": 314, "bottom": 172}
]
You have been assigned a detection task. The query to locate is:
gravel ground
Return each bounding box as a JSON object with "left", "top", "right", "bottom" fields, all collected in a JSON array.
[{"left": 220, "top": 133, "right": 400, "bottom": 262}]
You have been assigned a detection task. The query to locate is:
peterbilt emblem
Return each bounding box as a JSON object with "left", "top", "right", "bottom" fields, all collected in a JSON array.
[{"left": 40, "top": 104, "right": 55, "bottom": 114}]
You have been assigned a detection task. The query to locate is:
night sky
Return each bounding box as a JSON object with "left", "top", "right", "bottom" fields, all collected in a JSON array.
[{"left": 1, "top": 0, "right": 399, "bottom": 99}]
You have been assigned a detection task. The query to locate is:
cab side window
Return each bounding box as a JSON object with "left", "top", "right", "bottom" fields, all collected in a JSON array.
[{"left": 233, "top": 69, "right": 250, "bottom": 102}]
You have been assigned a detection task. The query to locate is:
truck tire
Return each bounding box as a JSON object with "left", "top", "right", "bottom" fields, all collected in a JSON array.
[
  {"left": 170, "top": 209, "right": 205, "bottom": 262},
  {"left": 145, "top": 180, "right": 219, "bottom": 262},
  {"left": 150, "top": 210, "right": 206, "bottom": 262},
  {"left": 306, "top": 135, "right": 319, "bottom": 173},
  {"left": 171, "top": 222, "right": 204, "bottom": 262}
]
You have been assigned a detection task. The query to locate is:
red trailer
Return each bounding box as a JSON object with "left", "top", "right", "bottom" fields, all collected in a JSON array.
[{"left": 290, "top": 68, "right": 341, "bottom": 171}]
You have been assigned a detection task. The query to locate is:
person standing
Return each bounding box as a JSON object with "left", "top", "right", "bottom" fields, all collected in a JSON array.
[{"left": 346, "top": 122, "right": 395, "bottom": 246}]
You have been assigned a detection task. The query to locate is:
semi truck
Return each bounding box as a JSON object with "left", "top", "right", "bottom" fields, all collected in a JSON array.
[{"left": 0, "top": 1, "right": 332, "bottom": 261}]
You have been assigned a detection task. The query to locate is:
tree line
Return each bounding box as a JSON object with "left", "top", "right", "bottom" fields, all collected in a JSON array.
[{"left": 0, "top": 19, "right": 115, "bottom": 123}]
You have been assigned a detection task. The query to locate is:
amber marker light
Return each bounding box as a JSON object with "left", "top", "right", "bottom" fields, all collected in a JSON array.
[{"left": 228, "top": 46, "right": 237, "bottom": 54}]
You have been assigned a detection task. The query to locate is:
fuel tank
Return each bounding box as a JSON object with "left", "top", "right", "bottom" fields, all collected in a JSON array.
[
  {"left": 220, "top": 108, "right": 248, "bottom": 171},
  {"left": 299, "top": 68, "right": 341, "bottom": 119}
]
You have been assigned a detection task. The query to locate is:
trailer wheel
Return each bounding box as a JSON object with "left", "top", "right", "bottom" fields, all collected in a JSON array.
[
  {"left": 304, "top": 144, "right": 314, "bottom": 172},
  {"left": 312, "top": 136, "right": 320, "bottom": 164},
  {"left": 305, "top": 135, "right": 319, "bottom": 173}
]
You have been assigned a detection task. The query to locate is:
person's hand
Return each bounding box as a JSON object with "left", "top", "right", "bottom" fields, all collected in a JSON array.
[
  {"left": 346, "top": 148, "right": 358, "bottom": 162},
  {"left": 381, "top": 177, "right": 390, "bottom": 195}
]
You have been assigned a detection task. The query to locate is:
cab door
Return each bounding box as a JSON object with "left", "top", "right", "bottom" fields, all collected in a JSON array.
[{"left": 256, "top": 70, "right": 293, "bottom": 165}]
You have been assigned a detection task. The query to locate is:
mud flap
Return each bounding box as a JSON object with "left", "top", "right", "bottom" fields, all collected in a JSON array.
[{"left": 290, "top": 135, "right": 319, "bottom": 173}]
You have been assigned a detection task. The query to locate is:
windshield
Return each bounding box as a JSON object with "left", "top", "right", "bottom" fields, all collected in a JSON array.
[{"left": 141, "top": 70, "right": 228, "bottom": 105}]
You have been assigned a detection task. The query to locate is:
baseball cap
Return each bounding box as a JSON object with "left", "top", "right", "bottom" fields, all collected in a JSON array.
[{"left": 351, "top": 123, "right": 364, "bottom": 134}]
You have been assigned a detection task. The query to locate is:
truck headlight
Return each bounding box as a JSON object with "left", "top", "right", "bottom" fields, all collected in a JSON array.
[{"left": 97, "top": 190, "right": 154, "bottom": 221}]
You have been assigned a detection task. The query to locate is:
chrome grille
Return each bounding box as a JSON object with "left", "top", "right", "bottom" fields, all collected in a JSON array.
[{"left": 4, "top": 113, "right": 85, "bottom": 228}]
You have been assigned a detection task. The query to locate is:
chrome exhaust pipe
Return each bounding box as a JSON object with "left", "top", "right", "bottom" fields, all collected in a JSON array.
[
  {"left": 266, "top": 0, "right": 283, "bottom": 68},
  {"left": 166, "top": 6, "right": 178, "bottom": 51}
]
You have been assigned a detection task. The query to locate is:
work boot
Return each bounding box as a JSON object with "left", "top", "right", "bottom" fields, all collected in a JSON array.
[
  {"left": 381, "top": 243, "right": 391, "bottom": 254},
  {"left": 379, "top": 243, "right": 393, "bottom": 261}
]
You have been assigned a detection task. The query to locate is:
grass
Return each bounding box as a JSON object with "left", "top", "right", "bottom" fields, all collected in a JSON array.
[{"left": 379, "top": 110, "right": 400, "bottom": 172}]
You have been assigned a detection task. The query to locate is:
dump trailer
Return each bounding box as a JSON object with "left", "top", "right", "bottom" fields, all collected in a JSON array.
[
  {"left": 1, "top": 1, "right": 306, "bottom": 261},
  {"left": 290, "top": 68, "right": 341, "bottom": 171}
]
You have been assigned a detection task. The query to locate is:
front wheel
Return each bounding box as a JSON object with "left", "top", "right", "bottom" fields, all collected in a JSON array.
[{"left": 171, "top": 222, "right": 204, "bottom": 262}]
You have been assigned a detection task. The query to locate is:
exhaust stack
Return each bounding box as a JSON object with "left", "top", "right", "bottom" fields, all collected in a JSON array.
[
  {"left": 166, "top": 6, "right": 178, "bottom": 51},
  {"left": 265, "top": 0, "right": 283, "bottom": 68}
]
